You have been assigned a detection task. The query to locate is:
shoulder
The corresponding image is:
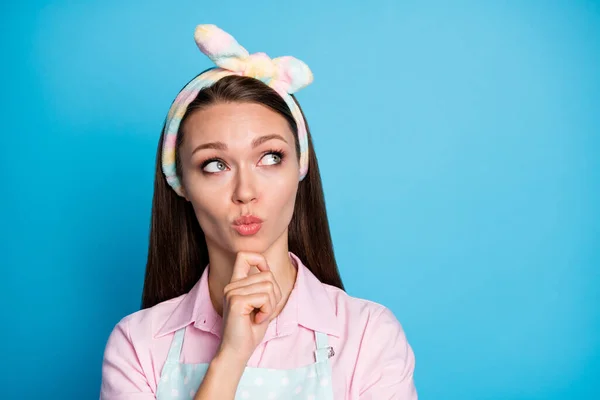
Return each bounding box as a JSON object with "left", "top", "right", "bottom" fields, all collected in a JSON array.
[
  {"left": 106, "top": 294, "right": 185, "bottom": 348},
  {"left": 101, "top": 295, "right": 188, "bottom": 396},
  {"left": 322, "top": 283, "right": 414, "bottom": 370},
  {"left": 323, "top": 283, "right": 405, "bottom": 335},
  {"left": 322, "top": 285, "right": 417, "bottom": 396}
]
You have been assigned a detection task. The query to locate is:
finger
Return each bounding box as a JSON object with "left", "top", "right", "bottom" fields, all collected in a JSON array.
[
  {"left": 225, "top": 270, "right": 282, "bottom": 301},
  {"left": 249, "top": 293, "right": 274, "bottom": 325},
  {"left": 254, "top": 308, "right": 271, "bottom": 325},
  {"left": 231, "top": 252, "right": 270, "bottom": 282},
  {"left": 225, "top": 276, "right": 282, "bottom": 313},
  {"left": 225, "top": 282, "right": 277, "bottom": 316},
  {"left": 230, "top": 293, "right": 273, "bottom": 322}
]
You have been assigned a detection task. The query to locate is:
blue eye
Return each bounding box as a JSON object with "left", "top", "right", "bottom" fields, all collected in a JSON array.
[
  {"left": 261, "top": 152, "right": 283, "bottom": 165},
  {"left": 202, "top": 159, "right": 227, "bottom": 173}
]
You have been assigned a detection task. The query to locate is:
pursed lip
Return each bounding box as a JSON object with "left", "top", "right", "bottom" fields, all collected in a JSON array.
[{"left": 233, "top": 215, "right": 264, "bottom": 225}]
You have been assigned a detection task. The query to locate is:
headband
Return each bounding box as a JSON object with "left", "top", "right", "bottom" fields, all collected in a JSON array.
[{"left": 161, "top": 24, "right": 314, "bottom": 197}]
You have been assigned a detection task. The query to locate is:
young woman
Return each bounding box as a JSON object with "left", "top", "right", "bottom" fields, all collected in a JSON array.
[{"left": 100, "top": 24, "right": 417, "bottom": 400}]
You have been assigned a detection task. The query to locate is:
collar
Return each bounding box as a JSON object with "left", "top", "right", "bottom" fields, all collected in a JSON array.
[{"left": 154, "top": 251, "right": 341, "bottom": 339}]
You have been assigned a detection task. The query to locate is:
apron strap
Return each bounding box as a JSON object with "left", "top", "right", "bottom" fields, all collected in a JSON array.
[
  {"left": 314, "top": 331, "right": 334, "bottom": 363},
  {"left": 165, "top": 327, "right": 186, "bottom": 365}
]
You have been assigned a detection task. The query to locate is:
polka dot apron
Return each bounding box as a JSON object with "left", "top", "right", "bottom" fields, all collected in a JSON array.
[{"left": 155, "top": 327, "right": 335, "bottom": 399}]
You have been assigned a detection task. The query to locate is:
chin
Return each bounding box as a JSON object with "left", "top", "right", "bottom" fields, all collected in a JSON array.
[
  {"left": 226, "top": 235, "right": 272, "bottom": 254},
  {"left": 236, "top": 242, "right": 274, "bottom": 254}
]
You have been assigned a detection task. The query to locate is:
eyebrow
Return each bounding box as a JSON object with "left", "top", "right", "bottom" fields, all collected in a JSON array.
[{"left": 190, "top": 134, "right": 289, "bottom": 156}]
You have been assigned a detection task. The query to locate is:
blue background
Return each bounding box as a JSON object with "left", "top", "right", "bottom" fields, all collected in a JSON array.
[{"left": 1, "top": 0, "right": 599, "bottom": 399}]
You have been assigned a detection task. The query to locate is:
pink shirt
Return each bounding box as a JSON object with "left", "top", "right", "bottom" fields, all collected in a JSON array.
[{"left": 100, "top": 252, "right": 417, "bottom": 399}]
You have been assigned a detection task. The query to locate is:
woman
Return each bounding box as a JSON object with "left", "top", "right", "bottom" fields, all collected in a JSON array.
[{"left": 100, "top": 24, "right": 417, "bottom": 400}]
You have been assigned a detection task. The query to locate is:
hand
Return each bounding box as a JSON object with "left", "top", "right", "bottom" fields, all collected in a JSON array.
[{"left": 216, "top": 252, "right": 283, "bottom": 365}]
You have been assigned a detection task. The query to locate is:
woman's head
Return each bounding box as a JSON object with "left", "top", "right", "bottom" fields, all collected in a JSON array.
[
  {"left": 141, "top": 24, "right": 343, "bottom": 309},
  {"left": 176, "top": 75, "right": 302, "bottom": 257},
  {"left": 142, "top": 74, "right": 343, "bottom": 309}
]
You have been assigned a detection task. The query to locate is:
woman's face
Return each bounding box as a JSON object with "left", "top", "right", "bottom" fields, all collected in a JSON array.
[{"left": 178, "top": 102, "right": 300, "bottom": 254}]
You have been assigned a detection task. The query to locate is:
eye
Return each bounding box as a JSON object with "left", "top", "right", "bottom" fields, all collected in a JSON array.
[
  {"left": 260, "top": 151, "right": 284, "bottom": 166},
  {"left": 203, "top": 160, "right": 227, "bottom": 173}
]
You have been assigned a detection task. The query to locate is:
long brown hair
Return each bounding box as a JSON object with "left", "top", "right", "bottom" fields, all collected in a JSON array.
[{"left": 141, "top": 73, "right": 344, "bottom": 309}]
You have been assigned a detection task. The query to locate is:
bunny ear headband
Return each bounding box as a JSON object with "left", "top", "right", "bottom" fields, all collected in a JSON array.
[{"left": 161, "top": 24, "right": 314, "bottom": 197}]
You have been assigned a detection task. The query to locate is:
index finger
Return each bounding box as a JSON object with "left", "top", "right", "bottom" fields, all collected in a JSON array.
[{"left": 230, "top": 252, "right": 270, "bottom": 282}]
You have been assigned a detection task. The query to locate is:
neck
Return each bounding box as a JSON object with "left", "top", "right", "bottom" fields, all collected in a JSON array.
[{"left": 206, "top": 237, "right": 298, "bottom": 318}]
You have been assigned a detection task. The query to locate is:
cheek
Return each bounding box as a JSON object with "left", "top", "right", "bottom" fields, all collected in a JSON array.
[
  {"left": 187, "top": 185, "right": 227, "bottom": 228},
  {"left": 266, "top": 176, "right": 298, "bottom": 214}
]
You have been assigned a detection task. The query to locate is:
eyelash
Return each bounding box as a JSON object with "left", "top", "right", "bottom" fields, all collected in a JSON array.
[{"left": 200, "top": 149, "right": 287, "bottom": 172}]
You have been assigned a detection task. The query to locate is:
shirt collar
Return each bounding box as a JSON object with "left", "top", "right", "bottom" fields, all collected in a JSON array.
[{"left": 154, "top": 251, "right": 340, "bottom": 339}]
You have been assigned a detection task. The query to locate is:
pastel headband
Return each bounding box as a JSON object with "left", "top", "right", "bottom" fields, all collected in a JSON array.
[{"left": 161, "top": 24, "right": 314, "bottom": 197}]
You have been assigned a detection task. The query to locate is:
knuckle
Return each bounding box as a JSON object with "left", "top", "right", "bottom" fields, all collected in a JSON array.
[
  {"left": 224, "top": 285, "right": 236, "bottom": 296},
  {"left": 227, "top": 294, "right": 240, "bottom": 304},
  {"left": 234, "top": 252, "right": 247, "bottom": 263},
  {"left": 261, "top": 270, "right": 274, "bottom": 281}
]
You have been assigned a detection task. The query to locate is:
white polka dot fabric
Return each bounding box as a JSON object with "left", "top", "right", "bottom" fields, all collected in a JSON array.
[{"left": 155, "top": 327, "right": 335, "bottom": 399}]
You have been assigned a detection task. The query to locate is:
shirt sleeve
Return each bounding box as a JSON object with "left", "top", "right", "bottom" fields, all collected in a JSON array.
[
  {"left": 99, "top": 316, "right": 156, "bottom": 400},
  {"left": 356, "top": 306, "right": 418, "bottom": 400}
]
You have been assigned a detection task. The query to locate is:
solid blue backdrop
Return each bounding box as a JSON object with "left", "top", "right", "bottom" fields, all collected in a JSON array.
[{"left": 1, "top": 0, "right": 599, "bottom": 399}]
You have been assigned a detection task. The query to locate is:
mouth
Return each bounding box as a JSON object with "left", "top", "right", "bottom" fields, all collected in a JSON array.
[
  {"left": 232, "top": 223, "right": 262, "bottom": 236},
  {"left": 232, "top": 215, "right": 263, "bottom": 236}
]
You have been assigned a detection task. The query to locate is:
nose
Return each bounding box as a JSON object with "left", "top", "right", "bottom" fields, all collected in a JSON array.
[{"left": 231, "top": 166, "right": 257, "bottom": 205}]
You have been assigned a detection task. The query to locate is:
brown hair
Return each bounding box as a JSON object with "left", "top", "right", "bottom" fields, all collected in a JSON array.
[{"left": 141, "top": 73, "right": 344, "bottom": 309}]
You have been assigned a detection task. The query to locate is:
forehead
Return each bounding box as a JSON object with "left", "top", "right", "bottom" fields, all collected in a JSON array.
[{"left": 182, "top": 102, "right": 294, "bottom": 146}]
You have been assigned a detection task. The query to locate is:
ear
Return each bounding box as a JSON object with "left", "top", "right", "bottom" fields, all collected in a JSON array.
[{"left": 180, "top": 186, "right": 190, "bottom": 202}]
